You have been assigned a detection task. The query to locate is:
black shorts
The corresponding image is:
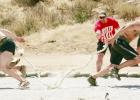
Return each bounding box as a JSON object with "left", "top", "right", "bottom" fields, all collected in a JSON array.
[
  {"left": 0, "top": 37, "right": 16, "bottom": 55},
  {"left": 97, "top": 41, "right": 111, "bottom": 53},
  {"left": 110, "top": 36, "right": 138, "bottom": 65}
]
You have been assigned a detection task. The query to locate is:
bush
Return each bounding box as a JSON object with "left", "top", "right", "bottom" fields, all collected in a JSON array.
[
  {"left": 9, "top": 13, "right": 40, "bottom": 36},
  {"left": 10, "top": 22, "right": 27, "bottom": 36},
  {"left": 13, "top": 0, "right": 41, "bottom": 6},
  {"left": 116, "top": 3, "right": 140, "bottom": 21},
  {"left": 72, "top": 0, "right": 97, "bottom": 23},
  {"left": 101, "top": 0, "right": 119, "bottom": 15},
  {"left": 0, "top": 16, "right": 15, "bottom": 26}
]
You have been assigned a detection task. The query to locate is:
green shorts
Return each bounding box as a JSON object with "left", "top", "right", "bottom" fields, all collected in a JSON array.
[
  {"left": 110, "top": 36, "right": 138, "bottom": 65},
  {"left": 0, "top": 37, "right": 16, "bottom": 55}
]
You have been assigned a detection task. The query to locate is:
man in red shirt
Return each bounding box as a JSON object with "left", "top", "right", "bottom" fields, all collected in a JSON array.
[{"left": 94, "top": 11, "right": 120, "bottom": 72}]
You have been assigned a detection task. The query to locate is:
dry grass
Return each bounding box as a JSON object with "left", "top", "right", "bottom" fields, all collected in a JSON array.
[
  {"left": 101, "top": 0, "right": 119, "bottom": 15},
  {"left": 116, "top": 3, "right": 140, "bottom": 21},
  {"left": 12, "top": 0, "right": 41, "bottom": 6},
  {"left": 71, "top": 0, "right": 97, "bottom": 23},
  {"left": 0, "top": 0, "right": 140, "bottom": 36},
  {"left": 10, "top": 0, "right": 98, "bottom": 35}
]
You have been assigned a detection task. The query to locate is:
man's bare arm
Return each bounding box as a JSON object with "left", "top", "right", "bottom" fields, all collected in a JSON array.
[
  {"left": 0, "top": 29, "right": 17, "bottom": 39},
  {"left": 0, "top": 29, "right": 25, "bottom": 42},
  {"left": 120, "top": 22, "right": 140, "bottom": 32},
  {"left": 108, "top": 22, "right": 140, "bottom": 42}
]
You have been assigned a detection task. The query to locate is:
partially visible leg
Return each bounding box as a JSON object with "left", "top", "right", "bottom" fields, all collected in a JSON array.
[
  {"left": 113, "top": 36, "right": 140, "bottom": 69},
  {"left": 96, "top": 53, "right": 104, "bottom": 72},
  {"left": 14, "top": 65, "right": 26, "bottom": 77},
  {"left": 111, "top": 58, "right": 140, "bottom": 81},
  {"left": 96, "top": 41, "right": 107, "bottom": 72},
  {"left": 88, "top": 44, "right": 123, "bottom": 86},
  {"left": 9, "top": 58, "right": 20, "bottom": 68},
  {"left": 88, "top": 64, "right": 115, "bottom": 86},
  {"left": 0, "top": 37, "right": 29, "bottom": 88},
  {"left": 93, "top": 64, "right": 115, "bottom": 78},
  {"left": 0, "top": 51, "right": 26, "bottom": 82},
  {"left": 117, "top": 56, "right": 140, "bottom": 69},
  {"left": 0, "top": 51, "right": 29, "bottom": 88},
  {"left": 111, "top": 38, "right": 140, "bottom": 79}
]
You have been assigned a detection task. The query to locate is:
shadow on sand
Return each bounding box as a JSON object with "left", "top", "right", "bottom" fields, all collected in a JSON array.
[
  {"left": 0, "top": 87, "right": 15, "bottom": 89},
  {"left": 110, "top": 85, "right": 140, "bottom": 89}
]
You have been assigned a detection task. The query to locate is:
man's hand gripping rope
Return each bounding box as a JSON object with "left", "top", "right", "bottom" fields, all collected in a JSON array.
[{"left": 97, "top": 27, "right": 122, "bottom": 54}]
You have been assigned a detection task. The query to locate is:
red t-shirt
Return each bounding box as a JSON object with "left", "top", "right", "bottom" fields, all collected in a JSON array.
[{"left": 94, "top": 17, "right": 120, "bottom": 43}]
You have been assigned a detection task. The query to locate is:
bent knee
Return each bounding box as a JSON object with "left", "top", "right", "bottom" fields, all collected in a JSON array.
[{"left": 134, "top": 56, "right": 140, "bottom": 64}]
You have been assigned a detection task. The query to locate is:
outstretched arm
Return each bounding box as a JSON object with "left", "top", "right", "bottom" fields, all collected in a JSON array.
[
  {"left": 0, "top": 29, "right": 25, "bottom": 42},
  {"left": 118, "top": 21, "right": 140, "bottom": 33}
]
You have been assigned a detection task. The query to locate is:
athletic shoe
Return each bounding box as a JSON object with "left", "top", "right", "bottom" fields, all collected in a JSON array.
[
  {"left": 87, "top": 76, "right": 97, "bottom": 86},
  {"left": 19, "top": 81, "right": 30, "bottom": 89},
  {"left": 111, "top": 67, "right": 121, "bottom": 80}
]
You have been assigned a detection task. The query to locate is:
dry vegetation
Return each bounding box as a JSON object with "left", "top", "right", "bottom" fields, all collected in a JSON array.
[
  {"left": 0, "top": 0, "right": 139, "bottom": 35},
  {"left": 0, "top": 0, "right": 139, "bottom": 53}
]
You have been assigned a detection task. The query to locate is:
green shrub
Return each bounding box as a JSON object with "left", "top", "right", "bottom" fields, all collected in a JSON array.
[
  {"left": 1, "top": 17, "right": 15, "bottom": 26},
  {"left": 101, "top": 0, "right": 119, "bottom": 15},
  {"left": 72, "top": 0, "right": 97, "bottom": 23}
]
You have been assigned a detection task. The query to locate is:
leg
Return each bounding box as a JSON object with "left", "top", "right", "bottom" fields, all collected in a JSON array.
[
  {"left": 14, "top": 65, "right": 26, "bottom": 77},
  {"left": 110, "top": 57, "right": 140, "bottom": 81},
  {"left": 93, "top": 64, "right": 115, "bottom": 78},
  {"left": 88, "top": 64, "right": 116, "bottom": 86},
  {"left": 96, "top": 41, "right": 107, "bottom": 72},
  {"left": 9, "top": 57, "right": 20, "bottom": 68},
  {"left": 0, "top": 51, "right": 26, "bottom": 82},
  {"left": 110, "top": 37, "right": 139, "bottom": 79},
  {"left": 0, "top": 51, "right": 29, "bottom": 88},
  {"left": 96, "top": 53, "right": 104, "bottom": 72},
  {"left": 117, "top": 56, "right": 140, "bottom": 69},
  {"left": 8, "top": 58, "right": 26, "bottom": 77},
  {"left": 87, "top": 42, "right": 123, "bottom": 86},
  {"left": 0, "top": 37, "right": 29, "bottom": 88},
  {"left": 114, "top": 36, "right": 139, "bottom": 69}
]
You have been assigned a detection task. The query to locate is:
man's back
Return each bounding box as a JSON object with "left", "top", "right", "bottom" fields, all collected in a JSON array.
[{"left": 121, "top": 21, "right": 140, "bottom": 42}]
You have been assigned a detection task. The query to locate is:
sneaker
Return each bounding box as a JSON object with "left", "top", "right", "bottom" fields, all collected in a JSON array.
[
  {"left": 111, "top": 67, "right": 121, "bottom": 80},
  {"left": 10, "top": 58, "right": 20, "bottom": 67},
  {"left": 19, "top": 81, "right": 30, "bottom": 89},
  {"left": 87, "top": 76, "right": 97, "bottom": 86}
]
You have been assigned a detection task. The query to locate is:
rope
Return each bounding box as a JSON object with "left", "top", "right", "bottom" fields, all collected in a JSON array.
[
  {"left": 16, "top": 47, "right": 53, "bottom": 89},
  {"left": 17, "top": 27, "right": 121, "bottom": 89},
  {"left": 19, "top": 49, "right": 95, "bottom": 89},
  {"left": 97, "top": 44, "right": 108, "bottom": 54},
  {"left": 48, "top": 53, "right": 95, "bottom": 89}
]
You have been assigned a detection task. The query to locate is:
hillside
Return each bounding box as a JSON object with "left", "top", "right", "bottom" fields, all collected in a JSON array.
[{"left": 0, "top": 0, "right": 140, "bottom": 54}]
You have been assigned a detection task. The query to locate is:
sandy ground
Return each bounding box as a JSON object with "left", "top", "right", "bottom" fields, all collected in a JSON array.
[
  {"left": 1, "top": 77, "right": 140, "bottom": 100},
  {"left": 0, "top": 52, "right": 136, "bottom": 100},
  {"left": 17, "top": 51, "right": 140, "bottom": 75}
]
